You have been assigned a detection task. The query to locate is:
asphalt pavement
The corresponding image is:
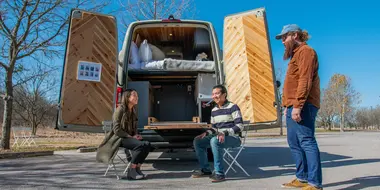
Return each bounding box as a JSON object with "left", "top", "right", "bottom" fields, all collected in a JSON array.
[{"left": 0, "top": 132, "right": 379, "bottom": 189}]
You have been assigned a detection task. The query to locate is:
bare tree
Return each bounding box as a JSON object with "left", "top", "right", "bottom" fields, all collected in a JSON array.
[
  {"left": 355, "top": 107, "right": 371, "bottom": 129},
  {"left": 13, "top": 65, "right": 58, "bottom": 135},
  {"left": 0, "top": 0, "right": 111, "bottom": 149},
  {"left": 317, "top": 89, "right": 336, "bottom": 130},
  {"left": 356, "top": 106, "right": 380, "bottom": 130},
  {"left": 119, "top": 0, "right": 196, "bottom": 27},
  {"left": 324, "top": 74, "right": 360, "bottom": 132}
]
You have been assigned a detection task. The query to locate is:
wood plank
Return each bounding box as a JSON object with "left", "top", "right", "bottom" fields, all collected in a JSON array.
[
  {"left": 224, "top": 8, "right": 278, "bottom": 124},
  {"left": 192, "top": 117, "right": 200, "bottom": 123},
  {"left": 144, "top": 124, "right": 211, "bottom": 130},
  {"left": 148, "top": 117, "right": 158, "bottom": 125}
]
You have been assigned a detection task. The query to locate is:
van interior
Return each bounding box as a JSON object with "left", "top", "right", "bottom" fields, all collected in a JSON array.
[{"left": 125, "top": 23, "right": 217, "bottom": 130}]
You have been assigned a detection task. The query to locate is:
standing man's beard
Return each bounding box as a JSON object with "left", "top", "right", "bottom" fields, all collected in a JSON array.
[{"left": 283, "top": 40, "right": 297, "bottom": 60}]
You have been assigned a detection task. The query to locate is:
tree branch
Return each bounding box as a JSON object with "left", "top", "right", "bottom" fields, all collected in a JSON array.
[
  {"left": 12, "top": 0, "right": 28, "bottom": 43},
  {"left": 16, "top": 0, "right": 41, "bottom": 48},
  {"left": 0, "top": 61, "right": 7, "bottom": 69},
  {"left": 138, "top": 0, "right": 151, "bottom": 20},
  {"left": 16, "top": 18, "right": 68, "bottom": 60},
  {"left": 0, "top": 9, "right": 13, "bottom": 39},
  {"left": 12, "top": 69, "right": 52, "bottom": 88}
]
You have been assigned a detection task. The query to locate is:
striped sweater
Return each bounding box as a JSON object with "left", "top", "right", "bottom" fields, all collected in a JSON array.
[{"left": 208, "top": 101, "right": 244, "bottom": 136}]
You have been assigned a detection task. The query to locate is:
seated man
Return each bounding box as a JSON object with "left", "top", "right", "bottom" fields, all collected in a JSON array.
[{"left": 192, "top": 84, "right": 243, "bottom": 182}]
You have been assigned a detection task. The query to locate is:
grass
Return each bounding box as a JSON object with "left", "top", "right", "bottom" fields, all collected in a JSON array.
[
  {"left": 0, "top": 146, "right": 78, "bottom": 153},
  {"left": 0, "top": 127, "right": 104, "bottom": 153}
]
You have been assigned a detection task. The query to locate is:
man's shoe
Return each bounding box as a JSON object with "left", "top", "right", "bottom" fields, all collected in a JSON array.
[
  {"left": 191, "top": 169, "right": 212, "bottom": 178},
  {"left": 281, "top": 179, "right": 308, "bottom": 188},
  {"left": 302, "top": 185, "right": 323, "bottom": 190},
  {"left": 209, "top": 171, "right": 216, "bottom": 179},
  {"left": 210, "top": 173, "right": 226, "bottom": 183}
]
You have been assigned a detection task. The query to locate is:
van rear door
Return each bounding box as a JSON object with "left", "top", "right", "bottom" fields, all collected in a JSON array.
[
  {"left": 56, "top": 9, "right": 118, "bottom": 132},
  {"left": 223, "top": 8, "right": 280, "bottom": 126}
]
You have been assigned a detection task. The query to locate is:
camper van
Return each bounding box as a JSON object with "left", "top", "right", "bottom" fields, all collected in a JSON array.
[{"left": 57, "top": 8, "right": 280, "bottom": 149}]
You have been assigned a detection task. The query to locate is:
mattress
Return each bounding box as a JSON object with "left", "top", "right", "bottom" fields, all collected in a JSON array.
[{"left": 138, "top": 58, "right": 215, "bottom": 72}]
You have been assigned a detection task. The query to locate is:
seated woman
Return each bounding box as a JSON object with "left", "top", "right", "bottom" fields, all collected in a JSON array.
[{"left": 96, "top": 89, "right": 151, "bottom": 180}]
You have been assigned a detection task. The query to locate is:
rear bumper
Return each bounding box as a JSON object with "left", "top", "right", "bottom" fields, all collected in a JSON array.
[{"left": 140, "top": 128, "right": 205, "bottom": 148}]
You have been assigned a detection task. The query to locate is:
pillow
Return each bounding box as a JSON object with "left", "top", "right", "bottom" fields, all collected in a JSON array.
[
  {"left": 128, "top": 41, "right": 141, "bottom": 69},
  {"left": 149, "top": 44, "right": 166, "bottom": 60},
  {"left": 139, "top": 39, "right": 152, "bottom": 62}
]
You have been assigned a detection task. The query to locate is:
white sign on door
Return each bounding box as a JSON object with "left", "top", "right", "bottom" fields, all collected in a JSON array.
[{"left": 77, "top": 61, "right": 102, "bottom": 82}]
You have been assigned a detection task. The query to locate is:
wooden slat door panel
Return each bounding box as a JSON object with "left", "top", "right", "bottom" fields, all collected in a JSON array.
[
  {"left": 59, "top": 9, "right": 117, "bottom": 127},
  {"left": 223, "top": 8, "right": 279, "bottom": 124}
]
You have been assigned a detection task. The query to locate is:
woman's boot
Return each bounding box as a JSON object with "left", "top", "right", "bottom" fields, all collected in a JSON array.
[
  {"left": 136, "top": 167, "right": 147, "bottom": 178},
  {"left": 126, "top": 168, "right": 144, "bottom": 180}
]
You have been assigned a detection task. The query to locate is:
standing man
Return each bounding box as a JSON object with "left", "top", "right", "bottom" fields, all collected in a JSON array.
[{"left": 276, "top": 24, "right": 322, "bottom": 190}]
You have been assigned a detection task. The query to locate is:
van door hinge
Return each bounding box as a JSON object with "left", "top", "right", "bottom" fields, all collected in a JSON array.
[
  {"left": 72, "top": 10, "right": 82, "bottom": 19},
  {"left": 256, "top": 10, "right": 264, "bottom": 18}
]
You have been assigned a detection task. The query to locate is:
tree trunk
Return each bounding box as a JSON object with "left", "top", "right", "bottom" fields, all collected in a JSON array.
[
  {"left": 1, "top": 71, "right": 14, "bottom": 149},
  {"left": 340, "top": 104, "right": 345, "bottom": 132},
  {"left": 32, "top": 124, "right": 37, "bottom": 136},
  {"left": 32, "top": 116, "right": 37, "bottom": 136}
]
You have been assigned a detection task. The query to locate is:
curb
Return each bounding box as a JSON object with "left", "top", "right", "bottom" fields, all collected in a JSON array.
[
  {"left": 77, "top": 147, "right": 98, "bottom": 153},
  {"left": 0, "top": 151, "right": 54, "bottom": 159}
]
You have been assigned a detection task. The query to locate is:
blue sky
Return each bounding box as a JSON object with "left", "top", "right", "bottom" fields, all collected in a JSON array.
[
  {"left": 192, "top": 0, "right": 380, "bottom": 107},
  {"left": 103, "top": 0, "right": 380, "bottom": 107}
]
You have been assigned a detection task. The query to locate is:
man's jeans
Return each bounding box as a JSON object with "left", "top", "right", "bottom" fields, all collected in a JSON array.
[
  {"left": 286, "top": 103, "right": 322, "bottom": 187},
  {"left": 193, "top": 134, "right": 241, "bottom": 175}
]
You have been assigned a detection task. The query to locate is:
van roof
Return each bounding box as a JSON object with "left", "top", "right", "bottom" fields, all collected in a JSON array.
[{"left": 129, "top": 19, "right": 213, "bottom": 28}]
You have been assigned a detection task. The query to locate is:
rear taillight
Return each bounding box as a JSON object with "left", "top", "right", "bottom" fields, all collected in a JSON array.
[{"left": 116, "top": 87, "right": 123, "bottom": 108}]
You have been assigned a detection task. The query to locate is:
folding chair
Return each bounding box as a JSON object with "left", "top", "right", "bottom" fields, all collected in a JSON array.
[
  {"left": 102, "top": 121, "right": 132, "bottom": 180},
  {"left": 223, "top": 121, "right": 251, "bottom": 177},
  {"left": 104, "top": 149, "right": 132, "bottom": 180},
  {"left": 12, "top": 127, "right": 37, "bottom": 147}
]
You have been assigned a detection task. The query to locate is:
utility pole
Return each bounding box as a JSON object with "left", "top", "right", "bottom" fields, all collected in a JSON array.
[{"left": 276, "top": 80, "right": 283, "bottom": 136}]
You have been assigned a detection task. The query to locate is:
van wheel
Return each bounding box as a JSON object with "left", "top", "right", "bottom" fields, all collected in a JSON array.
[{"left": 207, "top": 148, "right": 214, "bottom": 162}]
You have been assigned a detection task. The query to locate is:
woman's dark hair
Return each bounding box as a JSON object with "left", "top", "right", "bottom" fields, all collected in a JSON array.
[
  {"left": 121, "top": 88, "right": 137, "bottom": 109},
  {"left": 213, "top": 84, "right": 227, "bottom": 98}
]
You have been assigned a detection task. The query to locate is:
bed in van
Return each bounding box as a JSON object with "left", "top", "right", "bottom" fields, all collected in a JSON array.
[{"left": 56, "top": 8, "right": 280, "bottom": 149}]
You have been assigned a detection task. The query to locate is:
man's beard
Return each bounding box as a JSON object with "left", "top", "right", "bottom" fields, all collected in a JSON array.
[{"left": 283, "top": 40, "right": 297, "bottom": 60}]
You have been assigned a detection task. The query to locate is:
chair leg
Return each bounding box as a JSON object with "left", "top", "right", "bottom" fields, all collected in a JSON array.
[
  {"left": 123, "top": 162, "right": 131, "bottom": 174},
  {"left": 224, "top": 157, "right": 237, "bottom": 173},
  {"left": 12, "top": 137, "right": 19, "bottom": 147},
  {"left": 224, "top": 148, "right": 250, "bottom": 176},
  {"left": 111, "top": 160, "right": 121, "bottom": 180},
  {"left": 233, "top": 159, "right": 250, "bottom": 176},
  {"left": 104, "top": 164, "right": 113, "bottom": 176},
  {"left": 30, "top": 139, "right": 37, "bottom": 146},
  {"left": 224, "top": 151, "right": 238, "bottom": 174},
  {"left": 123, "top": 151, "right": 133, "bottom": 174}
]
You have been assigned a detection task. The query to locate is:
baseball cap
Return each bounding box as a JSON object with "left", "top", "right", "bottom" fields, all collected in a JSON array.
[{"left": 275, "top": 24, "right": 302, "bottom": 40}]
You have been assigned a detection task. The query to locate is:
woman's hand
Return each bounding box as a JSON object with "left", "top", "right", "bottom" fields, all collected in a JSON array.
[{"left": 133, "top": 134, "right": 143, "bottom": 140}]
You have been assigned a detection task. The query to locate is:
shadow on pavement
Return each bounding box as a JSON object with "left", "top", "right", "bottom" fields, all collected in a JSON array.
[
  {"left": 151, "top": 146, "right": 380, "bottom": 183},
  {"left": 0, "top": 146, "right": 380, "bottom": 189},
  {"left": 323, "top": 175, "right": 380, "bottom": 190}
]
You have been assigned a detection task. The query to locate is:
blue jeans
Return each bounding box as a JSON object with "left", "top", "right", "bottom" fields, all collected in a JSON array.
[
  {"left": 193, "top": 134, "right": 241, "bottom": 175},
  {"left": 286, "top": 103, "right": 322, "bottom": 187}
]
